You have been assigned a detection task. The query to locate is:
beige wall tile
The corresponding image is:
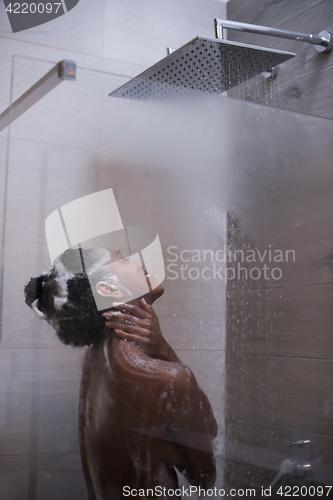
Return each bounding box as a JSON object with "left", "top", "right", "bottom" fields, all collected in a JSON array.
[
  {"left": 4, "top": 138, "right": 100, "bottom": 245},
  {"left": 0, "top": 347, "right": 84, "bottom": 456},
  {"left": 103, "top": 0, "right": 226, "bottom": 67},
  {"left": 0, "top": 136, "right": 7, "bottom": 224},
  {"left": 0, "top": 454, "right": 30, "bottom": 500},
  {"left": 0, "top": 349, "right": 34, "bottom": 455},
  {"left": 37, "top": 452, "right": 87, "bottom": 500},
  {"left": 102, "top": 57, "right": 146, "bottom": 79}
]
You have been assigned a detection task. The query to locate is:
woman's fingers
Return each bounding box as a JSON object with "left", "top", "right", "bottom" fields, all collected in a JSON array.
[
  {"left": 104, "top": 320, "right": 150, "bottom": 337},
  {"left": 103, "top": 311, "right": 149, "bottom": 329},
  {"left": 140, "top": 298, "right": 158, "bottom": 318},
  {"left": 112, "top": 302, "right": 149, "bottom": 319},
  {"left": 114, "top": 329, "right": 146, "bottom": 346},
  {"left": 103, "top": 301, "right": 163, "bottom": 358}
]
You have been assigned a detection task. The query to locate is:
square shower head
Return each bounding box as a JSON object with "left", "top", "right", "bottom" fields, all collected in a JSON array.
[{"left": 109, "top": 36, "right": 295, "bottom": 101}]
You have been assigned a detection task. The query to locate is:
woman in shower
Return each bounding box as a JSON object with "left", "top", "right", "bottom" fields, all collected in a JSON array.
[{"left": 25, "top": 247, "right": 217, "bottom": 500}]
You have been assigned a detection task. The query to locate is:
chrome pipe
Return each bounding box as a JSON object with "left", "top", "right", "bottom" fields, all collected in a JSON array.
[{"left": 214, "top": 18, "right": 333, "bottom": 53}]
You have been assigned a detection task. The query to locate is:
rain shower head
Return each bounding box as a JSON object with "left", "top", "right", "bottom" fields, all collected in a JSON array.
[{"left": 109, "top": 36, "right": 295, "bottom": 101}]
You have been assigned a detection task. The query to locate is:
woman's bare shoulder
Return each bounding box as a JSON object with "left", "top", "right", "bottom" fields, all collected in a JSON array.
[{"left": 105, "top": 336, "right": 192, "bottom": 386}]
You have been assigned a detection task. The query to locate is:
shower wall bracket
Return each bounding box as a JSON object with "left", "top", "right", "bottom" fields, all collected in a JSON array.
[
  {"left": 0, "top": 59, "right": 76, "bottom": 133},
  {"left": 214, "top": 19, "right": 333, "bottom": 54}
]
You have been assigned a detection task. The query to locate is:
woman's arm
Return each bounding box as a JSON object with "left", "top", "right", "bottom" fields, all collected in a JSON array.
[
  {"left": 108, "top": 337, "right": 216, "bottom": 487},
  {"left": 171, "top": 364, "right": 217, "bottom": 488},
  {"left": 104, "top": 298, "right": 217, "bottom": 438},
  {"left": 105, "top": 303, "right": 217, "bottom": 488}
]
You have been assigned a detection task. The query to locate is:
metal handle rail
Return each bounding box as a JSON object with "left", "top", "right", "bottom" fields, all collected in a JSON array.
[
  {"left": 214, "top": 18, "right": 333, "bottom": 53},
  {"left": 0, "top": 60, "right": 76, "bottom": 133}
]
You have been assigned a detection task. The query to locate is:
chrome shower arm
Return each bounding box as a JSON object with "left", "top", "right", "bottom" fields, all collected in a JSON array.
[{"left": 214, "top": 18, "right": 333, "bottom": 53}]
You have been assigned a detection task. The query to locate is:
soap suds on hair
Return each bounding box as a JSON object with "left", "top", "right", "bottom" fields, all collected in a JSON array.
[
  {"left": 51, "top": 248, "right": 112, "bottom": 311},
  {"left": 53, "top": 273, "right": 73, "bottom": 311}
]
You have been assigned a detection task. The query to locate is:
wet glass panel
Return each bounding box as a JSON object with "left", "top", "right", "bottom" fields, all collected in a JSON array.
[{"left": 0, "top": 53, "right": 332, "bottom": 499}]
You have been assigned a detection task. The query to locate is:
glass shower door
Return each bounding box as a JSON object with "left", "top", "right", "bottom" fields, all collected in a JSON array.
[
  {"left": 0, "top": 56, "right": 227, "bottom": 499},
  {"left": 0, "top": 54, "right": 332, "bottom": 499}
]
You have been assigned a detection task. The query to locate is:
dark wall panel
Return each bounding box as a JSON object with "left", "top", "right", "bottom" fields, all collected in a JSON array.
[
  {"left": 227, "top": 0, "right": 333, "bottom": 119},
  {"left": 225, "top": 1, "right": 333, "bottom": 488}
]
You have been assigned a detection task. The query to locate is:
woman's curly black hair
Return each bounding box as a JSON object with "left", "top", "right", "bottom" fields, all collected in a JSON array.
[{"left": 24, "top": 248, "right": 110, "bottom": 347}]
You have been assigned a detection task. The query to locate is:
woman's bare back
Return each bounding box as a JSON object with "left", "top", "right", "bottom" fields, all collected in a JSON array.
[{"left": 79, "top": 335, "right": 216, "bottom": 500}]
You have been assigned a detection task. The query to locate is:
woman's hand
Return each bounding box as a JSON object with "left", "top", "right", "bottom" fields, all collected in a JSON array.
[{"left": 103, "top": 298, "right": 180, "bottom": 363}]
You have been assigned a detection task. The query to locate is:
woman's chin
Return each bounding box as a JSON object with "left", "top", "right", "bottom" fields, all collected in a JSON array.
[
  {"left": 143, "top": 284, "right": 164, "bottom": 304},
  {"left": 128, "top": 284, "right": 164, "bottom": 306},
  {"left": 149, "top": 284, "right": 165, "bottom": 302}
]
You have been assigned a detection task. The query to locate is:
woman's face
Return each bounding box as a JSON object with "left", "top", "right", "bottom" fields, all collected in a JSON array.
[{"left": 102, "top": 250, "right": 164, "bottom": 303}]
